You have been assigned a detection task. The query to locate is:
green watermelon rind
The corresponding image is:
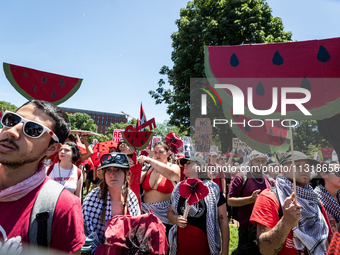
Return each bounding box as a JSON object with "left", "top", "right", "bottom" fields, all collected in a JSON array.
[
  {"left": 222, "top": 102, "right": 291, "bottom": 154},
  {"left": 121, "top": 131, "right": 154, "bottom": 151},
  {"left": 204, "top": 46, "right": 340, "bottom": 120},
  {"left": 3, "top": 62, "right": 82, "bottom": 105}
]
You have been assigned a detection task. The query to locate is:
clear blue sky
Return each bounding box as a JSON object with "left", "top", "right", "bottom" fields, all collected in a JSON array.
[{"left": 0, "top": 0, "right": 339, "bottom": 125}]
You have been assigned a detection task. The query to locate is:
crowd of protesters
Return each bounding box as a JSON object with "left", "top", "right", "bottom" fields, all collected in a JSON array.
[{"left": 1, "top": 100, "right": 340, "bottom": 255}]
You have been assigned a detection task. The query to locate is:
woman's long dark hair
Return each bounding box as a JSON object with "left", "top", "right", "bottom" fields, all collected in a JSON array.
[
  {"left": 98, "top": 167, "right": 131, "bottom": 223},
  {"left": 63, "top": 141, "right": 81, "bottom": 163}
]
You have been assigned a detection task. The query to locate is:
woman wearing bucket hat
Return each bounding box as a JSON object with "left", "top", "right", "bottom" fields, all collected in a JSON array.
[{"left": 82, "top": 152, "right": 141, "bottom": 254}]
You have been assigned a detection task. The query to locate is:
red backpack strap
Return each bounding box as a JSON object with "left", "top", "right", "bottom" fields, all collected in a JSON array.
[
  {"left": 77, "top": 168, "right": 81, "bottom": 180},
  {"left": 46, "top": 163, "right": 55, "bottom": 176}
]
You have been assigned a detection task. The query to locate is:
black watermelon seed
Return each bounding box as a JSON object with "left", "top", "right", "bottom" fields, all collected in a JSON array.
[
  {"left": 127, "top": 133, "right": 130, "bottom": 138},
  {"left": 33, "top": 86, "right": 37, "bottom": 92},
  {"left": 272, "top": 50, "right": 284, "bottom": 65},
  {"left": 136, "top": 134, "right": 138, "bottom": 139},
  {"left": 141, "top": 139, "right": 144, "bottom": 144},
  {"left": 280, "top": 131, "right": 284, "bottom": 142},
  {"left": 59, "top": 78, "right": 65, "bottom": 87},
  {"left": 51, "top": 90, "right": 56, "bottom": 98},
  {"left": 269, "top": 127, "right": 274, "bottom": 136},
  {"left": 23, "top": 72, "right": 27, "bottom": 78},
  {"left": 244, "top": 123, "right": 251, "bottom": 132},
  {"left": 317, "top": 45, "right": 331, "bottom": 63},
  {"left": 300, "top": 77, "right": 311, "bottom": 91},
  {"left": 145, "top": 133, "right": 147, "bottom": 138},
  {"left": 230, "top": 53, "right": 239, "bottom": 67},
  {"left": 131, "top": 139, "right": 133, "bottom": 144},
  {"left": 256, "top": 81, "right": 265, "bottom": 96},
  {"left": 41, "top": 76, "right": 47, "bottom": 84}
]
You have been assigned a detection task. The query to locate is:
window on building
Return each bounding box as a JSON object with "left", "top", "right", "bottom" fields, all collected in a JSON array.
[
  {"left": 110, "top": 118, "right": 112, "bottom": 124},
  {"left": 97, "top": 118, "right": 100, "bottom": 125},
  {"left": 106, "top": 117, "right": 108, "bottom": 126},
  {"left": 93, "top": 116, "right": 96, "bottom": 122},
  {"left": 102, "top": 117, "right": 104, "bottom": 125},
  {"left": 114, "top": 119, "right": 117, "bottom": 124}
]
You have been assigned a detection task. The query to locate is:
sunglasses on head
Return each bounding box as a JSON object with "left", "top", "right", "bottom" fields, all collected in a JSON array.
[
  {"left": 1, "top": 111, "right": 59, "bottom": 142},
  {"left": 100, "top": 153, "right": 128, "bottom": 166}
]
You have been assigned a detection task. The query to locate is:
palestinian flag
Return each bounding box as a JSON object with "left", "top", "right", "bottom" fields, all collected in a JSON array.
[{"left": 139, "top": 103, "right": 147, "bottom": 131}]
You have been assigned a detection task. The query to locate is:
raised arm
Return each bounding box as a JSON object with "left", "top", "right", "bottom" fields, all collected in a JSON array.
[
  {"left": 218, "top": 203, "right": 229, "bottom": 255},
  {"left": 79, "top": 134, "right": 93, "bottom": 162},
  {"left": 137, "top": 155, "right": 180, "bottom": 182},
  {"left": 228, "top": 189, "right": 261, "bottom": 207},
  {"left": 257, "top": 193, "right": 301, "bottom": 255}
]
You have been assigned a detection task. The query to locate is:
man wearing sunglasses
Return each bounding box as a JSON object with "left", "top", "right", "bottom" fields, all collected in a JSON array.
[{"left": 0, "top": 100, "right": 85, "bottom": 254}]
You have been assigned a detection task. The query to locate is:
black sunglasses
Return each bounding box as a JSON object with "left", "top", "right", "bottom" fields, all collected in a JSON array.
[
  {"left": 100, "top": 153, "right": 128, "bottom": 166},
  {"left": 1, "top": 111, "right": 59, "bottom": 142}
]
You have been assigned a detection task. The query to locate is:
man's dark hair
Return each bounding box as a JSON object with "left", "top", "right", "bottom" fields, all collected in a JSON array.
[
  {"left": 64, "top": 141, "right": 81, "bottom": 163},
  {"left": 17, "top": 100, "right": 71, "bottom": 144}
]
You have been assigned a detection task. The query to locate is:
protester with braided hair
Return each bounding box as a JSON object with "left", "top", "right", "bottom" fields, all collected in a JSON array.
[{"left": 82, "top": 152, "right": 141, "bottom": 254}]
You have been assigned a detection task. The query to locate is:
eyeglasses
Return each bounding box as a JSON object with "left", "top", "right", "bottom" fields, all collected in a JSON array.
[
  {"left": 220, "top": 158, "right": 227, "bottom": 160},
  {"left": 1, "top": 111, "right": 59, "bottom": 142},
  {"left": 100, "top": 153, "right": 128, "bottom": 166}
]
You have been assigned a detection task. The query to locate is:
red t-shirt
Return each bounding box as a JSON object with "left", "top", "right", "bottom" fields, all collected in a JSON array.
[
  {"left": 250, "top": 189, "right": 333, "bottom": 255},
  {"left": 228, "top": 172, "right": 274, "bottom": 230},
  {"left": 0, "top": 177, "right": 86, "bottom": 254}
]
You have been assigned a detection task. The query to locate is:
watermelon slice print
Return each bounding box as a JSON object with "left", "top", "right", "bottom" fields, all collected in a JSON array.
[
  {"left": 3, "top": 63, "right": 82, "bottom": 105},
  {"left": 205, "top": 37, "right": 340, "bottom": 120},
  {"left": 222, "top": 104, "right": 290, "bottom": 154},
  {"left": 121, "top": 131, "right": 154, "bottom": 151}
]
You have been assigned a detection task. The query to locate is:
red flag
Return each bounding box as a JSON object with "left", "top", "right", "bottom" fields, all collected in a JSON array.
[{"left": 140, "top": 103, "right": 147, "bottom": 131}]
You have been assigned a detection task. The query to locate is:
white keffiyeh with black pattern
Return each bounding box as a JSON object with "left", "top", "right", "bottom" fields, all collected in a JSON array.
[
  {"left": 276, "top": 177, "right": 328, "bottom": 255},
  {"left": 314, "top": 184, "right": 340, "bottom": 222},
  {"left": 82, "top": 187, "right": 141, "bottom": 254},
  {"left": 168, "top": 180, "right": 221, "bottom": 255}
]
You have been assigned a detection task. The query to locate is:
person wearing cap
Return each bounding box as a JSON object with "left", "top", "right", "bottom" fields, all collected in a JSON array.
[
  {"left": 168, "top": 156, "right": 229, "bottom": 255},
  {"left": 82, "top": 152, "right": 141, "bottom": 254},
  {"left": 250, "top": 151, "right": 333, "bottom": 255},
  {"left": 208, "top": 151, "right": 226, "bottom": 195},
  {"left": 228, "top": 150, "right": 274, "bottom": 255}
]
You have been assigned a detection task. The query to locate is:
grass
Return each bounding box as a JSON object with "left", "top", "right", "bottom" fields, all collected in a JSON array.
[{"left": 229, "top": 224, "right": 238, "bottom": 255}]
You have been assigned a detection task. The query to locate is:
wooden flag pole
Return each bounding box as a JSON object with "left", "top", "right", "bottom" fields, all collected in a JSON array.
[
  {"left": 183, "top": 204, "right": 191, "bottom": 219},
  {"left": 288, "top": 120, "right": 298, "bottom": 227}
]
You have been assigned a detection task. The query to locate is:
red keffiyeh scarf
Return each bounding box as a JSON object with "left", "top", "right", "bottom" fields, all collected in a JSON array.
[{"left": 0, "top": 163, "right": 46, "bottom": 202}]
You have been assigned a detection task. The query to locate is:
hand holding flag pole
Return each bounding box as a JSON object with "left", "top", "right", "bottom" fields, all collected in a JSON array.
[{"left": 288, "top": 120, "right": 298, "bottom": 227}]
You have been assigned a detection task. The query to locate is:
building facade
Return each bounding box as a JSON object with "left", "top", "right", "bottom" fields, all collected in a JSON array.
[{"left": 60, "top": 107, "right": 127, "bottom": 135}]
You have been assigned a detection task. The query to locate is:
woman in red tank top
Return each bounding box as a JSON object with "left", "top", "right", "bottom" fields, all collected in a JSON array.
[{"left": 138, "top": 142, "right": 180, "bottom": 235}]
